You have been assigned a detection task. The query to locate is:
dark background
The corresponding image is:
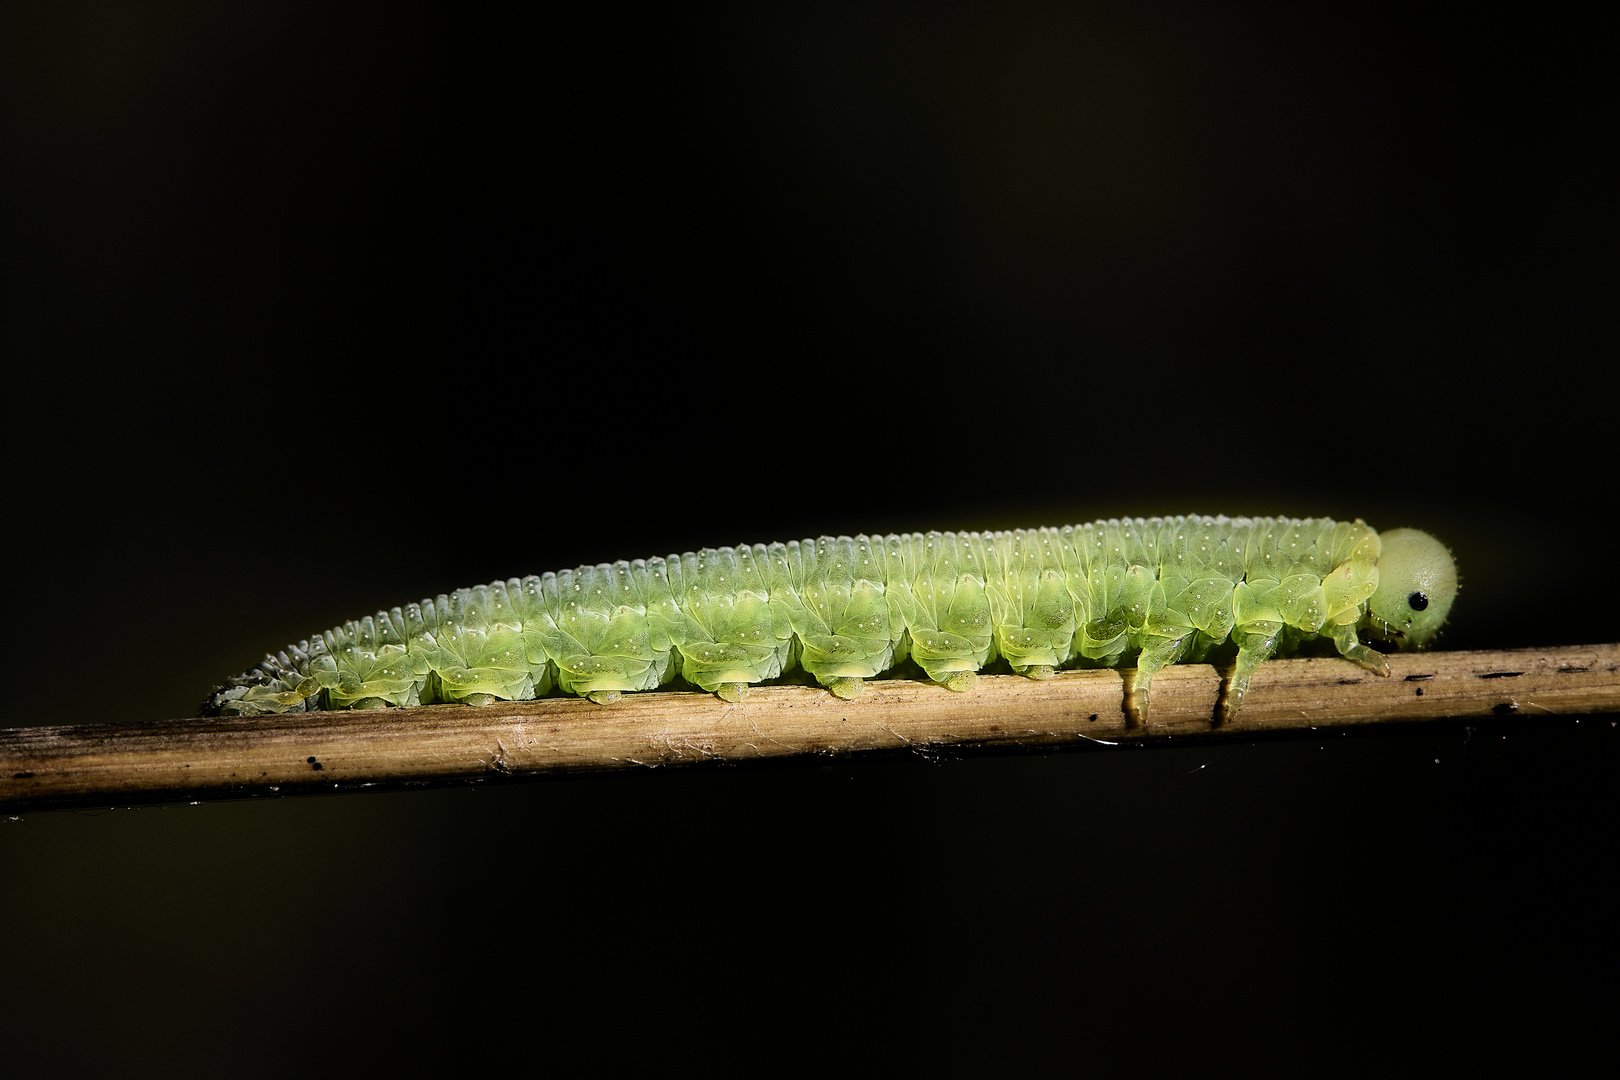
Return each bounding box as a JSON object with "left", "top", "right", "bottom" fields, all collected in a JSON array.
[{"left": 2, "top": 2, "right": 1612, "bottom": 1071}]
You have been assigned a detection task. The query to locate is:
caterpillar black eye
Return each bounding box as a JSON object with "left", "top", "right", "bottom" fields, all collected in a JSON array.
[{"left": 1407, "top": 592, "right": 1429, "bottom": 611}]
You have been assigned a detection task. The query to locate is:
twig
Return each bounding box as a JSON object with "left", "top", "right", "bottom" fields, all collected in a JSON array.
[{"left": 3, "top": 645, "right": 1615, "bottom": 812}]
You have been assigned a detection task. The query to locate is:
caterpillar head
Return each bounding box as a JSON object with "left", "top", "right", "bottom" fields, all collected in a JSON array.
[{"left": 1367, "top": 528, "right": 1458, "bottom": 649}]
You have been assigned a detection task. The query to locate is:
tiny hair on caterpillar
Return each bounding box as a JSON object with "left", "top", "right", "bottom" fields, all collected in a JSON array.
[{"left": 207, "top": 515, "right": 1458, "bottom": 722}]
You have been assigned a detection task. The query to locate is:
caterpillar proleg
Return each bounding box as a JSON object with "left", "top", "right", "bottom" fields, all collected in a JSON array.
[{"left": 207, "top": 516, "right": 1457, "bottom": 721}]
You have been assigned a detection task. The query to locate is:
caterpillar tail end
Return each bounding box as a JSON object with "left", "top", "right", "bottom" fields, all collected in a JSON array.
[{"left": 205, "top": 650, "right": 320, "bottom": 716}]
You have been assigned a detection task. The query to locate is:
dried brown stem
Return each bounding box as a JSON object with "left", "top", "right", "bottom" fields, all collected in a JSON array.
[{"left": 4, "top": 644, "right": 1615, "bottom": 812}]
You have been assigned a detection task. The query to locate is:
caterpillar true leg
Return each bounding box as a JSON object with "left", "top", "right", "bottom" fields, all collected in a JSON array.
[
  {"left": 1227, "top": 619, "right": 1286, "bottom": 721},
  {"left": 1329, "top": 622, "right": 1392, "bottom": 675},
  {"left": 1130, "top": 630, "right": 1196, "bottom": 722}
]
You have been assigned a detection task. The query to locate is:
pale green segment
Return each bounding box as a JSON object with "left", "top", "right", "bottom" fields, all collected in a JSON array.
[{"left": 216, "top": 516, "right": 1455, "bottom": 719}]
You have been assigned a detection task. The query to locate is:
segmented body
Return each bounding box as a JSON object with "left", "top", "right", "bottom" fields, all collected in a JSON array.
[{"left": 210, "top": 515, "right": 1442, "bottom": 719}]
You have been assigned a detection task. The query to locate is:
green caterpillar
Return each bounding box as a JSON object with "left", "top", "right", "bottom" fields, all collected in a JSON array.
[{"left": 208, "top": 516, "right": 1457, "bottom": 720}]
